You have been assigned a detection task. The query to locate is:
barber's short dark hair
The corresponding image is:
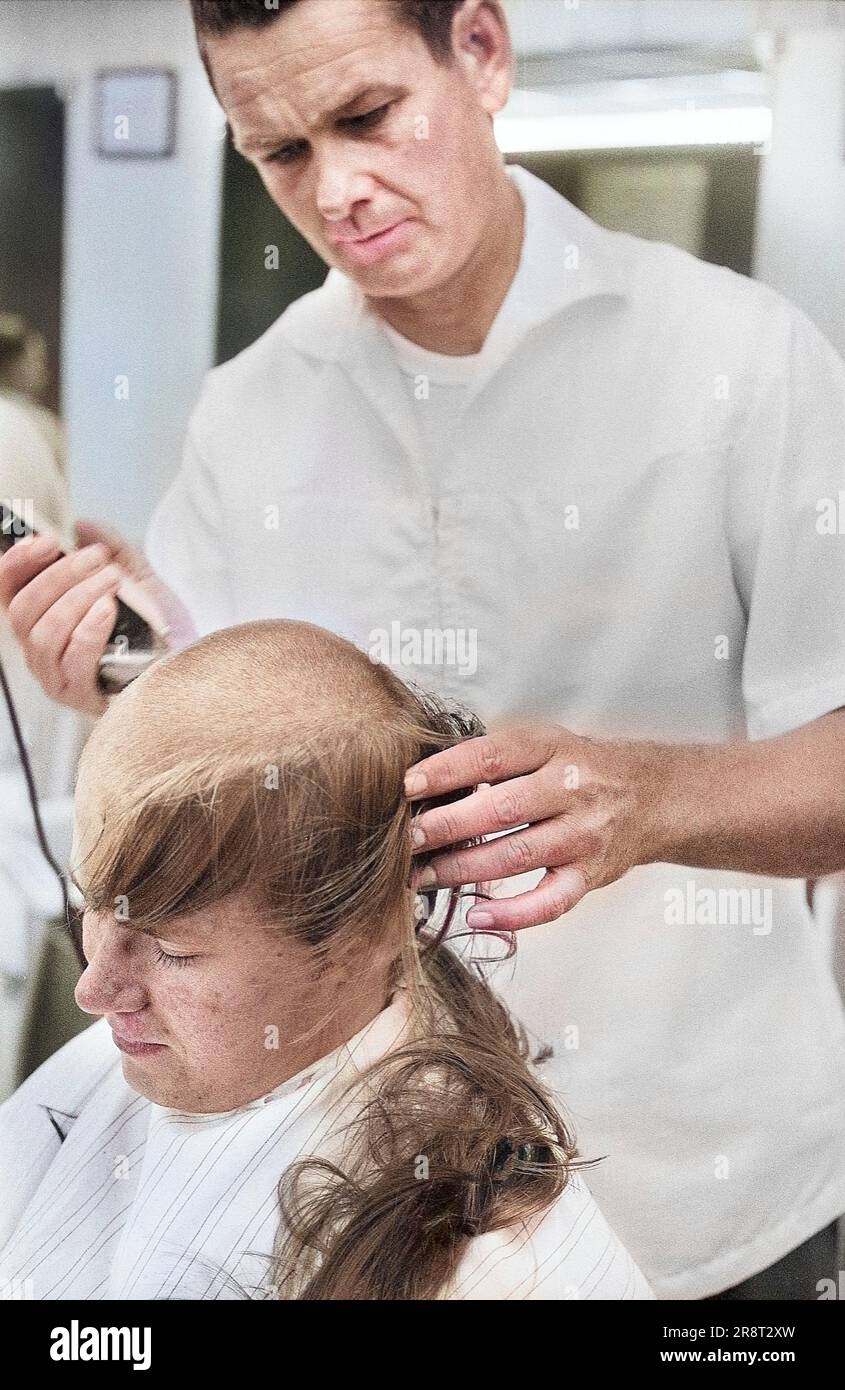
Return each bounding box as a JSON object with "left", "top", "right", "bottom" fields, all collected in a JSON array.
[{"left": 189, "top": 0, "right": 466, "bottom": 67}]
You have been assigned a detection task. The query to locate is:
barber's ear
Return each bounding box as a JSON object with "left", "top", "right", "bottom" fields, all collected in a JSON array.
[{"left": 451, "top": 0, "right": 513, "bottom": 118}]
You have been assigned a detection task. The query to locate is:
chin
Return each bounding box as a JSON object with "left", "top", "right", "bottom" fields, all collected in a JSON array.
[
  {"left": 121, "top": 1069, "right": 162, "bottom": 1103},
  {"left": 354, "top": 257, "right": 451, "bottom": 301},
  {"left": 120, "top": 1056, "right": 172, "bottom": 1101}
]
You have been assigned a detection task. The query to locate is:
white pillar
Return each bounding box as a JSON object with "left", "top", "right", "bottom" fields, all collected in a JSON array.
[{"left": 754, "top": 24, "right": 845, "bottom": 357}]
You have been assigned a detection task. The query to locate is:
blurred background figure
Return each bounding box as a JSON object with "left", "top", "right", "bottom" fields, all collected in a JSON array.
[{"left": 0, "top": 312, "right": 67, "bottom": 479}]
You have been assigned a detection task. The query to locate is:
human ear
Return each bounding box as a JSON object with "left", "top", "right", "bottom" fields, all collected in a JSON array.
[{"left": 451, "top": 0, "right": 513, "bottom": 119}]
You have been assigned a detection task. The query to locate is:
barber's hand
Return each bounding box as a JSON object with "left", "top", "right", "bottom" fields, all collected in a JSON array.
[
  {"left": 405, "top": 723, "right": 666, "bottom": 931},
  {"left": 0, "top": 517, "right": 197, "bottom": 717}
]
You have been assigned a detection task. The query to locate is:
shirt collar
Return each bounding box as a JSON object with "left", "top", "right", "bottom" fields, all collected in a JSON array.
[
  {"left": 276, "top": 164, "right": 630, "bottom": 466},
  {"left": 277, "top": 162, "right": 631, "bottom": 371}
]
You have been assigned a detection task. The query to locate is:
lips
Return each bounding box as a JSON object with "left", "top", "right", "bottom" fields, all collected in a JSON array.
[
  {"left": 330, "top": 220, "right": 402, "bottom": 246},
  {"left": 107, "top": 1016, "right": 164, "bottom": 1045},
  {"left": 107, "top": 1018, "right": 152, "bottom": 1041},
  {"left": 111, "top": 1030, "right": 167, "bottom": 1058}
]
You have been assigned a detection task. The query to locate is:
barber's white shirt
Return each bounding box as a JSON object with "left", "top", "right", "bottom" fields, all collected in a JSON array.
[
  {"left": 0, "top": 990, "right": 652, "bottom": 1300},
  {"left": 144, "top": 163, "right": 845, "bottom": 1298}
]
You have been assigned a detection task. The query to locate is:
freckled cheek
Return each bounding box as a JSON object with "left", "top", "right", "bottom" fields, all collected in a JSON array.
[
  {"left": 245, "top": 969, "right": 303, "bottom": 1032},
  {"left": 178, "top": 977, "right": 280, "bottom": 1069},
  {"left": 150, "top": 978, "right": 225, "bottom": 1051},
  {"left": 176, "top": 976, "right": 262, "bottom": 1030},
  {"left": 232, "top": 970, "right": 281, "bottom": 1023}
]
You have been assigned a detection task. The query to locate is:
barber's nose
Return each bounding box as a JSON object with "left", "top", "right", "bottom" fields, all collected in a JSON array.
[
  {"left": 314, "top": 150, "right": 372, "bottom": 223},
  {"left": 74, "top": 921, "right": 147, "bottom": 1017}
]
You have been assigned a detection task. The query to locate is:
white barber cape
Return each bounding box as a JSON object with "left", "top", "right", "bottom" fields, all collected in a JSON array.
[
  {"left": 0, "top": 988, "right": 653, "bottom": 1300},
  {"left": 144, "top": 163, "right": 845, "bottom": 1298}
]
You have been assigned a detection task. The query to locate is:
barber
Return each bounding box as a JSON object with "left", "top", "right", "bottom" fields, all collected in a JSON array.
[{"left": 2, "top": 0, "right": 844, "bottom": 1300}]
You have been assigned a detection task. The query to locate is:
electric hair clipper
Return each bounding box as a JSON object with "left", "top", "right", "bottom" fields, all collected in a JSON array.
[{"left": 1, "top": 502, "right": 168, "bottom": 693}]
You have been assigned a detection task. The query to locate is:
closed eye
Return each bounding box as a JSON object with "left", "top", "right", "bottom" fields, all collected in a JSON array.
[
  {"left": 266, "top": 103, "right": 394, "bottom": 164},
  {"left": 339, "top": 102, "right": 393, "bottom": 131},
  {"left": 267, "top": 140, "right": 308, "bottom": 166},
  {"left": 154, "top": 946, "right": 197, "bottom": 968}
]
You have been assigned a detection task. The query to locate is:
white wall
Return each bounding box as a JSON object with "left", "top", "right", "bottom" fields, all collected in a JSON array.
[
  {"left": 503, "top": 0, "right": 759, "bottom": 55},
  {"left": 753, "top": 24, "right": 845, "bottom": 357},
  {"left": 503, "top": 0, "right": 844, "bottom": 56},
  {"left": 0, "top": 0, "right": 223, "bottom": 541}
]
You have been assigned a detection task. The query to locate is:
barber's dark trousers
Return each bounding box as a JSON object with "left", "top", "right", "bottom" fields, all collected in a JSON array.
[{"left": 705, "top": 1219, "right": 841, "bottom": 1300}]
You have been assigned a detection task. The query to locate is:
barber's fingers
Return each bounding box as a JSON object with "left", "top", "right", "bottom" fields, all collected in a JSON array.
[
  {"left": 1, "top": 525, "right": 194, "bottom": 716},
  {"left": 75, "top": 517, "right": 196, "bottom": 648},
  {"left": 29, "top": 577, "right": 124, "bottom": 716},
  {"left": 0, "top": 533, "right": 64, "bottom": 609},
  {"left": 28, "top": 563, "right": 123, "bottom": 673},
  {"left": 466, "top": 865, "right": 590, "bottom": 933},
  {"left": 4, "top": 542, "right": 118, "bottom": 717},
  {"left": 7, "top": 545, "right": 117, "bottom": 643},
  {"left": 59, "top": 590, "right": 123, "bottom": 716}
]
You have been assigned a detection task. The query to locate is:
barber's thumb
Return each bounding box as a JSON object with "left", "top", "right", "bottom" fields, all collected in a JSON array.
[
  {"left": 74, "top": 517, "right": 139, "bottom": 568},
  {"left": 74, "top": 516, "right": 171, "bottom": 640},
  {"left": 74, "top": 516, "right": 164, "bottom": 594}
]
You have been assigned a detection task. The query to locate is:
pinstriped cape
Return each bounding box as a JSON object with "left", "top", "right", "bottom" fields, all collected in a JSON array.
[{"left": 0, "top": 990, "right": 653, "bottom": 1300}]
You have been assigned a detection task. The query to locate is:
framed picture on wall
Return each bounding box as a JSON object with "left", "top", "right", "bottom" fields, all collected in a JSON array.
[{"left": 94, "top": 67, "right": 177, "bottom": 158}]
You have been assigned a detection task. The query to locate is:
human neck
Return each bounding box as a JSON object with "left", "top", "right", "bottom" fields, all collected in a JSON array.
[
  {"left": 366, "top": 172, "right": 525, "bottom": 357},
  {"left": 266, "top": 973, "right": 395, "bottom": 1098}
]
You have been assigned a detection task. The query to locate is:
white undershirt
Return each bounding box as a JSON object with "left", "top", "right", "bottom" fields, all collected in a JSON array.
[{"left": 379, "top": 320, "right": 482, "bottom": 485}]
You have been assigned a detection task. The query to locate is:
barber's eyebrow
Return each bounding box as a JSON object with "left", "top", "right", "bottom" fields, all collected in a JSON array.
[
  {"left": 331, "top": 83, "right": 404, "bottom": 118},
  {"left": 238, "top": 83, "right": 405, "bottom": 155}
]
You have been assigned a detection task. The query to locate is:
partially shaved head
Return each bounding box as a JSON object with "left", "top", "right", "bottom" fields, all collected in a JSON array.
[
  {"left": 71, "top": 619, "right": 483, "bottom": 1112},
  {"left": 76, "top": 618, "right": 400, "bottom": 844}
]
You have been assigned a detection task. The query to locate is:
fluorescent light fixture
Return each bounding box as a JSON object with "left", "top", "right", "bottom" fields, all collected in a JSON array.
[{"left": 495, "top": 104, "right": 772, "bottom": 152}]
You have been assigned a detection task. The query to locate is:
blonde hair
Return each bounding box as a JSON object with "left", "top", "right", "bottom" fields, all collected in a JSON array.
[{"left": 76, "top": 619, "right": 581, "bottom": 1299}]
